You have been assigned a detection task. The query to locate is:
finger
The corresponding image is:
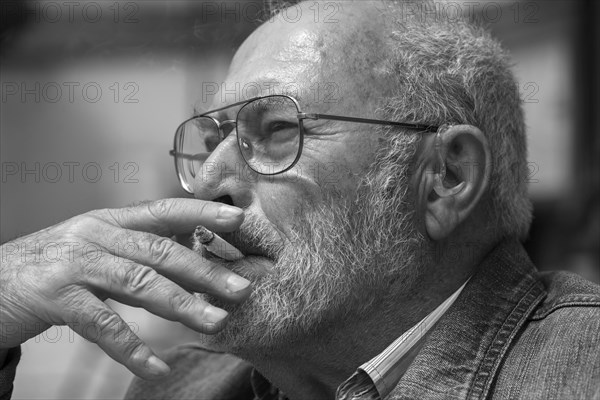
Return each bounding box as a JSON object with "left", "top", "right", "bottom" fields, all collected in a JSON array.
[
  {"left": 97, "top": 227, "right": 251, "bottom": 301},
  {"left": 64, "top": 289, "right": 170, "bottom": 379},
  {"left": 85, "top": 260, "right": 230, "bottom": 333},
  {"left": 96, "top": 198, "right": 244, "bottom": 236}
]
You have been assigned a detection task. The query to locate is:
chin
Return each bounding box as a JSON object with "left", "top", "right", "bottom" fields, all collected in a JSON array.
[
  {"left": 195, "top": 278, "right": 333, "bottom": 358},
  {"left": 195, "top": 293, "right": 288, "bottom": 356}
]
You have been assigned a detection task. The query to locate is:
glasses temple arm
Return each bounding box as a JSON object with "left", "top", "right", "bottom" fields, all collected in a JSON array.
[
  {"left": 300, "top": 113, "right": 438, "bottom": 132},
  {"left": 169, "top": 150, "right": 209, "bottom": 161}
]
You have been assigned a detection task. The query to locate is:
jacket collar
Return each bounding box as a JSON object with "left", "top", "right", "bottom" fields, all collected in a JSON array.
[{"left": 388, "top": 238, "right": 547, "bottom": 400}]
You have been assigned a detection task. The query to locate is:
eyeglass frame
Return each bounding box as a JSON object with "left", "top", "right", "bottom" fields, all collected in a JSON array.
[{"left": 169, "top": 94, "right": 439, "bottom": 194}]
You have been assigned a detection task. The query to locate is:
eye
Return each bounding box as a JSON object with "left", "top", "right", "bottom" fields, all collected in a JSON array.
[
  {"left": 267, "top": 120, "right": 296, "bottom": 132},
  {"left": 265, "top": 120, "right": 298, "bottom": 144}
]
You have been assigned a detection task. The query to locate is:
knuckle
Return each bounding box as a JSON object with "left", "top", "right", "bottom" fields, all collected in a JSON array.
[
  {"left": 86, "top": 209, "right": 106, "bottom": 220},
  {"left": 195, "top": 201, "right": 208, "bottom": 217},
  {"left": 123, "top": 265, "right": 158, "bottom": 293},
  {"left": 65, "top": 214, "right": 108, "bottom": 246},
  {"left": 148, "top": 236, "right": 174, "bottom": 265},
  {"left": 86, "top": 208, "right": 116, "bottom": 226},
  {"left": 168, "top": 293, "right": 196, "bottom": 314},
  {"left": 68, "top": 214, "right": 99, "bottom": 233},
  {"left": 90, "top": 309, "right": 121, "bottom": 342},
  {"left": 80, "top": 252, "right": 105, "bottom": 278},
  {"left": 198, "top": 262, "right": 223, "bottom": 286},
  {"left": 147, "top": 199, "right": 172, "bottom": 220}
]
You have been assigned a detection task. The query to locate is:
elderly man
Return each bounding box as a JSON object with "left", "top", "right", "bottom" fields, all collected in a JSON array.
[{"left": 1, "top": 1, "right": 599, "bottom": 399}]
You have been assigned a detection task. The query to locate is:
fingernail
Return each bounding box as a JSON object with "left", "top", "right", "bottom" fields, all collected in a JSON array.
[
  {"left": 146, "top": 355, "right": 170, "bottom": 376},
  {"left": 217, "top": 205, "right": 243, "bottom": 221},
  {"left": 205, "top": 306, "right": 229, "bottom": 324},
  {"left": 226, "top": 274, "right": 251, "bottom": 293}
]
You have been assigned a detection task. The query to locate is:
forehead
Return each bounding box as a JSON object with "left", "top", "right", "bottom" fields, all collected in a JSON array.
[{"left": 223, "top": 1, "right": 394, "bottom": 114}]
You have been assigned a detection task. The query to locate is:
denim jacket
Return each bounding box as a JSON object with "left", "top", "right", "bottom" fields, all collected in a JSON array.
[{"left": 123, "top": 238, "right": 600, "bottom": 399}]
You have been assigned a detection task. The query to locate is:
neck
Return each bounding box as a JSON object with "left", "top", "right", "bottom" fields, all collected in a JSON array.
[{"left": 251, "top": 355, "right": 347, "bottom": 399}]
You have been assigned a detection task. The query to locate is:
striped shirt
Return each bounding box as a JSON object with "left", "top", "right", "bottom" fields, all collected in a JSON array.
[{"left": 336, "top": 280, "right": 469, "bottom": 399}]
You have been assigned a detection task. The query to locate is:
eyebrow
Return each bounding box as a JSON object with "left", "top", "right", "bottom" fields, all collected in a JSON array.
[
  {"left": 191, "top": 104, "right": 229, "bottom": 121},
  {"left": 192, "top": 100, "right": 244, "bottom": 118}
]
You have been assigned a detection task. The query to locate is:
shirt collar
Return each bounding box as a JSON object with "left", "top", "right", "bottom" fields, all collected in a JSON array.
[{"left": 336, "top": 279, "right": 469, "bottom": 400}]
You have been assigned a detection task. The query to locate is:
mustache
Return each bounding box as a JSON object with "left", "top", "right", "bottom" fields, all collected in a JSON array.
[{"left": 192, "top": 213, "right": 286, "bottom": 262}]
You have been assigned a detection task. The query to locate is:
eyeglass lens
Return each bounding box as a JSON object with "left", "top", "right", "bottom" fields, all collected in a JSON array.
[
  {"left": 236, "top": 96, "right": 301, "bottom": 174},
  {"left": 175, "top": 95, "right": 301, "bottom": 189}
]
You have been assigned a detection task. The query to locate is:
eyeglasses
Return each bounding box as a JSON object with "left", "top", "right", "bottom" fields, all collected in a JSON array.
[{"left": 170, "top": 94, "right": 438, "bottom": 194}]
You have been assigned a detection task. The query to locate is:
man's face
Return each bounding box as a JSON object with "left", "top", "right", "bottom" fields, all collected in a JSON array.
[{"left": 193, "top": 2, "right": 423, "bottom": 354}]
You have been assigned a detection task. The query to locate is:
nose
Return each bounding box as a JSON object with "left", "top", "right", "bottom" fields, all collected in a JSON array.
[{"left": 192, "top": 132, "right": 257, "bottom": 209}]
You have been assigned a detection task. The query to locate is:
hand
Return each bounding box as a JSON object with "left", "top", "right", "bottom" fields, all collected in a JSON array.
[{"left": 0, "top": 199, "right": 250, "bottom": 378}]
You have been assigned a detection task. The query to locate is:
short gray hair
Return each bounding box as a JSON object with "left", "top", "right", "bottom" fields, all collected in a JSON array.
[{"left": 376, "top": 0, "right": 532, "bottom": 239}]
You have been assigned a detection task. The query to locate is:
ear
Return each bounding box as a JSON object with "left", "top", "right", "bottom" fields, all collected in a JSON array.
[{"left": 417, "top": 125, "right": 491, "bottom": 241}]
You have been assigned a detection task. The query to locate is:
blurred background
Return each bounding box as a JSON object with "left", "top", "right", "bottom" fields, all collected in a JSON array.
[{"left": 1, "top": 0, "right": 598, "bottom": 398}]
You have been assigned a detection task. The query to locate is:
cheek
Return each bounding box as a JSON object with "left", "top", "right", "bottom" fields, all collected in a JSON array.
[
  {"left": 255, "top": 180, "right": 319, "bottom": 236},
  {"left": 305, "top": 136, "right": 379, "bottom": 191},
  {"left": 254, "top": 136, "right": 379, "bottom": 234},
  {"left": 327, "top": 135, "right": 379, "bottom": 194}
]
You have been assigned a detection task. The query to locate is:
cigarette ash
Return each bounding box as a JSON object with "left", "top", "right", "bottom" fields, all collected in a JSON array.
[{"left": 194, "top": 225, "right": 214, "bottom": 244}]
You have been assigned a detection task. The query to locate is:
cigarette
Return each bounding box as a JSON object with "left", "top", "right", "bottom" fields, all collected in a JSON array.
[{"left": 194, "top": 225, "right": 244, "bottom": 261}]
